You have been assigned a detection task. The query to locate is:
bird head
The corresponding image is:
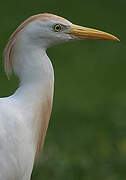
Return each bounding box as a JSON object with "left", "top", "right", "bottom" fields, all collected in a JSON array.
[
  {"left": 17, "top": 13, "right": 119, "bottom": 48},
  {"left": 4, "top": 13, "right": 119, "bottom": 76}
]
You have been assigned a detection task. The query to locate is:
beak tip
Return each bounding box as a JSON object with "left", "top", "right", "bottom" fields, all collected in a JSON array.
[
  {"left": 113, "top": 36, "right": 120, "bottom": 42},
  {"left": 116, "top": 37, "right": 120, "bottom": 42}
]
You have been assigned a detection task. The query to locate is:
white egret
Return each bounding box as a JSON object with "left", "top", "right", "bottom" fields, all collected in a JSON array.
[{"left": 0, "top": 13, "right": 119, "bottom": 180}]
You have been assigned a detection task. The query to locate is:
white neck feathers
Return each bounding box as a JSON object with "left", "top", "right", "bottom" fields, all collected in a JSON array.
[{"left": 5, "top": 18, "right": 55, "bottom": 157}]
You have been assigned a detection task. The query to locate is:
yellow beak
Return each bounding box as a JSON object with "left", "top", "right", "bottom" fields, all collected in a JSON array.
[{"left": 67, "top": 24, "right": 119, "bottom": 41}]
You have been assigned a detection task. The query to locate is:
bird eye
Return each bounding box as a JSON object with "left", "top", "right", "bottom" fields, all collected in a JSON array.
[{"left": 53, "top": 24, "right": 62, "bottom": 32}]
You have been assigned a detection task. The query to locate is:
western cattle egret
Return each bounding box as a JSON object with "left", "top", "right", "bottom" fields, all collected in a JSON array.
[{"left": 0, "top": 13, "right": 119, "bottom": 180}]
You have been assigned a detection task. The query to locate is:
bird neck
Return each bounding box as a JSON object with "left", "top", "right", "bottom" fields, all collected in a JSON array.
[
  {"left": 12, "top": 44, "right": 54, "bottom": 156},
  {"left": 13, "top": 40, "right": 53, "bottom": 80},
  {"left": 13, "top": 43, "right": 54, "bottom": 107}
]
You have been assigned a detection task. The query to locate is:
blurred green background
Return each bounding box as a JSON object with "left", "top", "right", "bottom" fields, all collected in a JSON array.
[{"left": 0, "top": 0, "right": 125, "bottom": 179}]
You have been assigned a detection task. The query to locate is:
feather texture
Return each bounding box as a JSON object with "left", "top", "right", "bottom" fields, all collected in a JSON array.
[{"left": 4, "top": 13, "right": 68, "bottom": 76}]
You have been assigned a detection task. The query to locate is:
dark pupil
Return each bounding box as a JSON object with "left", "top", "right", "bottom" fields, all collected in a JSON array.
[
  {"left": 56, "top": 26, "right": 59, "bottom": 30},
  {"left": 55, "top": 25, "right": 61, "bottom": 31}
]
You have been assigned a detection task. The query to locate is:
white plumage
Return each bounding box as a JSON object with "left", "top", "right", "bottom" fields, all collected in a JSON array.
[{"left": 0, "top": 13, "right": 119, "bottom": 180}]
